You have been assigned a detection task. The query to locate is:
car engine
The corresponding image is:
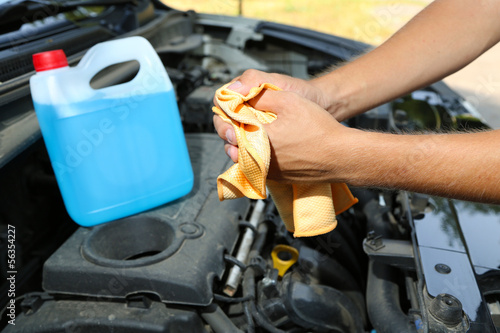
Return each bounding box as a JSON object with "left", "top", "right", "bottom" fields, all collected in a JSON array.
[{"left": 0, "top": 1, "right": 499, "bottom": 332}]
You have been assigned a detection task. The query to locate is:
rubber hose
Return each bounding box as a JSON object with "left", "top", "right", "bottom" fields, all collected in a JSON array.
[
  {"left": 200, "top": 304, "right": 244, "bottom": 333},
  {"left": 366, "top": 260, "right": 416, "bottom": 332},
  {"left": 363, "top": 197, "right": 416, "bottom": 333}
]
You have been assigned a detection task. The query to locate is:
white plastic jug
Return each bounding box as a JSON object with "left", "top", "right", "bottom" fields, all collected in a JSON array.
[{"left": 30, "top": 36, "right": 194, "bottom": 227}]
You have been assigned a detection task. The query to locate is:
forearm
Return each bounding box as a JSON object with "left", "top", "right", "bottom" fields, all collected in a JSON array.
[
  {"left": 333, "top": 128, "right": 500, "bottom": 203},
  {"left": 312, "top": 0, "right": 500, "bottom": 121}
]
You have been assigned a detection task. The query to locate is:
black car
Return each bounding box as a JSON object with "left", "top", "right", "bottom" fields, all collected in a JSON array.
[{"left": 0, "top": 0, "right": 499, "bottom": 332}]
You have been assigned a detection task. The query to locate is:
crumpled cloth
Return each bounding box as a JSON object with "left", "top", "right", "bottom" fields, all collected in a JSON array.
[{"left": 212, "top": 82, "right": 358, "bottom": 237}]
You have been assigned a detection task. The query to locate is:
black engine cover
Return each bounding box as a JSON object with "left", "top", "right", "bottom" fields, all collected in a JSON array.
[{"left": 4, "top": 297, "right": 208, "bottom": 333}]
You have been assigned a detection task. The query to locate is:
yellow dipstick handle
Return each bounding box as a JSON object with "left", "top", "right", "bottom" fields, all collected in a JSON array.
[{"left": 271, "top": 245, "right": 299, "bottom": 277}]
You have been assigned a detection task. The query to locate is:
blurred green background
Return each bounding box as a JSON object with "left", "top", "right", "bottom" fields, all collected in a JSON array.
[{"left": 163, "top": 0, "right": 432, "bottom": 45}]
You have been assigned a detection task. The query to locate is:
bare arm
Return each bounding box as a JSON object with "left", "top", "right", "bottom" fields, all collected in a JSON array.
[
  {"left": 252, "top": 90, "right": 500, "bottom": 204},
  {"left": 337, "top": 130, "right": 500, "bottom": 203},
  {"left": 215, "top": 0, "right": 500, "bottom": 152},
  {"left": 314, "top": 0, "right": 500, "bottom": 120},
  {"left": 213, "top": 0, "right": 500, "bottom": 204}
]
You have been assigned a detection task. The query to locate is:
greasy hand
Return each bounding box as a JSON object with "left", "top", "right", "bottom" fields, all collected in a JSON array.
[
  {"left": 213, "top": 69, "right": 325, "bottom": 162},
  {"left": 249, "top": 89, "right": 351, "bottom": 183}
]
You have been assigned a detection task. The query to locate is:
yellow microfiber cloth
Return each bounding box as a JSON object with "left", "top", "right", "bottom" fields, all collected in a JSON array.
[{"left": 212, "top": 82, "right": 358, "bottom": 237}]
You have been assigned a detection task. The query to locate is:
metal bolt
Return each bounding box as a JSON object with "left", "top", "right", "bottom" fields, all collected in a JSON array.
[
  {"left": 429, "top": 294, "right": 463, "bottom": 326},
  {"left": 435, "top": 263, "right": 451, "bottom": 274}
]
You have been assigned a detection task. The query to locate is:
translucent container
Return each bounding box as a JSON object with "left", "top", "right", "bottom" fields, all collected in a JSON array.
[{"left": 30, "top": 36, "right": 193, "bottom": 227}]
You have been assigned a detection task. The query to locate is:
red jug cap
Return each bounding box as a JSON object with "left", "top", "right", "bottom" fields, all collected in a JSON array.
[{"left": 33, "top": 50, "right": 68, "bottom": 72}]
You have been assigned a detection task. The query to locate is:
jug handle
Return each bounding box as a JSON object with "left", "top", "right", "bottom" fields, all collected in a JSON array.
[{"left": 77, "top": 36, "right": 171, "bottom": 93}]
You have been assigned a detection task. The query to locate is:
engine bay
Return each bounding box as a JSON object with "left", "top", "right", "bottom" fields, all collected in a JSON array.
[{"left": 0, "top": 4, "right": 499, "bottom": 333}]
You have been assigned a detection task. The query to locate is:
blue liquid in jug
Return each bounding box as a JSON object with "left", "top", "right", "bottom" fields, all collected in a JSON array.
[{"left": 35, "top": 91, "right": 193, "bottom": 226}]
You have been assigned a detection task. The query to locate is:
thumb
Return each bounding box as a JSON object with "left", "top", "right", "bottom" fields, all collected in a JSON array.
[
  {"left": 248, "top": 89, "right": 290, "bottom": 115},
  {"left": 227, "top": 80, "right": 251, "bottom": 95}
]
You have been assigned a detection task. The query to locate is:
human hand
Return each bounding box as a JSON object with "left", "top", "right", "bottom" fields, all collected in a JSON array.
[
  {"left": 247, "top": 89, "right": 352, "bottom": 183},
  {"left": 213, "top": 69, "right": 326, "bottom": 162}
]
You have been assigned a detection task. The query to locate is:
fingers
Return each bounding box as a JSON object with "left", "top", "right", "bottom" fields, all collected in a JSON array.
[
  {"left": 213, "top": 114, "right": 238, "bottom": 162},
  {"left": 224, "top": 142, "right": 238, "bottom": 163},
  {"left": 213, "top": 114, "right": 234, "bottom": 142},
  {"left": 213, "top": 69, "right": 288, "bottom": 163},
  {"left": 212, "top": 76, "right": 241, "bottom": 108},
  {"left": 228, "top": 69, "right": 278, "bottom": 96},
  {"left": 214, "top": 89, "right": 298, "bottom": 164}
]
